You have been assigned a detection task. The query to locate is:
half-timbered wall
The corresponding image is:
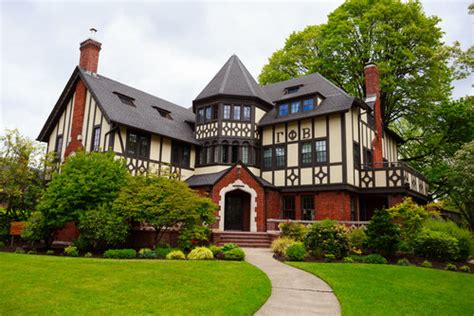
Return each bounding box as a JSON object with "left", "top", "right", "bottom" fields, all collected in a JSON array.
[{"left": 47, "top": 93, "right": 75, "bottom": 162}]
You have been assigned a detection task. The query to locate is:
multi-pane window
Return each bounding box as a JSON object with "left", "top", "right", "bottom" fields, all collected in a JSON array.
[
  {"left": 243, "top": 106, "right": 251, "bottom": 121},
  {"left": 55, "top": 135, "right": 63, "bottom": 160},
  {"left": 364, "top": 148, "right": 373, "bottom": 166},
  {"left": 353, "top": 142, "right": 360, "bottom": 168},
  {"left": 221, "top": 142, "right": 229, "bottom": 163},
  {"left": 241, "top": 144, "right": 249, "bottom": 164},
  {"left": 263, "top": 147, "right": 272, "bottom": 168},
  {"left": 212, "top": 104, "right": 219, "bottom": 120},
  {"left": 171, "top": 141, "right": 190, "bottom": 168},
  {"left": 233, "top": 105, "right": 241, "bottom": 120},
  {"left": 282, "top": 196, "right": 295, "bottom": 219},
  {"left": 279, "top": 104, "right": 289, "bottom": 116},
  {"left": 91, "top": 126, "right": 101, "bottom": 152},
  {"left": 275, "top": 146, "right": 286, "bottom": 168},
  {"left": 126, "top": 131, "right": 150, "bottom": 158},
  {"left": 301, "top": 195, "right": 314, "bottom": 220},
  {"left": 205, "top": 107, "right": 212, "bottom": 121},
  {"left": 213, "top": 142, "right": 219, "bottom": 163},
  {"left": 231, "top": 142, "right": 239, "bottom": 163},
  {"left": 206, "top": 145, "right": 212, "bottom": 164},
  {"left": 198, "top": 108, "right": 205, "bottom": 123},
  {"left": 301, "top": 142, "right": 312, "bottom": 165},
  {"left": 223, "top": 105, "right": 231, "bottom": 119},
  {"left": 303, "top": 99, "right": 314, "bottom": 111},
  {"left": 291, "top": 101, "right": 300, "bottom": 113},
  {"left": 315, "top": 140, "right": 327, "bottom": 163}
]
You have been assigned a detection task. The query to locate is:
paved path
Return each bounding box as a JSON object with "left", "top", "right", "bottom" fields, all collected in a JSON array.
[{"left": 244, "top": 248, "right": 341, "bottom": 316}]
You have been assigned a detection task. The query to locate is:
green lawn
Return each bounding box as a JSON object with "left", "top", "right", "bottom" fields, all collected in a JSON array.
[
  {"left": 289, "top": 262, "right": 474, "bottom": 316},
  {"left": 0, "top": 252, "right": 271, "bottom": 315}
]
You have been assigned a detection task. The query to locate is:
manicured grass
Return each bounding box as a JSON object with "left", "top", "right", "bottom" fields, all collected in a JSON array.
[
  {"left": 0, "top": 252, "right": 271, "bottom": 315},
  {"left": 289, "top": 262, "right": 474, "bottom": 316}
]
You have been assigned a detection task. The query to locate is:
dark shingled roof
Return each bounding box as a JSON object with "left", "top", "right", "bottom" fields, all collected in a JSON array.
[
  {"left": 186, "top": 167, "right": 275, "bottom": 188},
  {"left": 79, "top": 68, "right": 198, "bottom": 144},
  {"left": 259, "top": 73, "right": 358, "bottom": 126},
  {"left": 194, "top": 55, "right": 273, "bottom": 106}
]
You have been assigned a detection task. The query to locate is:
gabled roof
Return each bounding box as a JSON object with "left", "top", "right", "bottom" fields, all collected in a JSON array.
[
  {"left": 259, "top": 73, "right": 362, "bottom": 126},
  {"left": 194, "top": 55, "right": 273, "bottom": 106},
  {"left": 38, "top": 67, "right": 198, "bottom": 145}
]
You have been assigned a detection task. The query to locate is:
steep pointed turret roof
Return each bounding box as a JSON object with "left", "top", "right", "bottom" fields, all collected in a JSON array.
[{"left": 194, "top": 55, "right": 273, "bottom": 106}]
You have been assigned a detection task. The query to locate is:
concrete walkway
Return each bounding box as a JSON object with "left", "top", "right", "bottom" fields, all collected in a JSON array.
[{"left": 244, "top": 248, "right": 341, "bottom": 316}]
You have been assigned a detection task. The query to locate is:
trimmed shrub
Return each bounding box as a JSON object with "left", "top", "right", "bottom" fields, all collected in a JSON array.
[
  {"left": 27, "top": 250, "right": 37, "bottom": 255},
  {"left": 343, "top": 256, "right": 354, "bottom": 263},
  {"left": 347, "top": 227, "right": 367, "bottom": 249},
  {"left": 138, "top": 248, "right": 157, "bottom": 259},
  {"left": 421, "top": 260, "right": 432, "bottom": 268},
  {"left": 413, "top": 230, "right": 459, "bottom": 261},
  {"left": 0, "top": 241, "right": 5, "bottom": 247},
  {"left": 209, "top": 245, "right": 222, "bottom": 257},
  {"left": 84, "top": 252, "right": 93, "bottom": 258},
  {"left": 445, "top": 263, "right": 457, "bottom": 271},
  {"left": 103, "top": 249, "right": 137, "bottom": 259},
  {"left": 187, "top": 247, "right": 213, "bottom": 260},
  {"left": 271, "top": 237, "right": 296, "bottom": 255},
  {"left": 223, "top": 248, "right": 245, "bottom": 261},
  {"left": 46, "top": 250, "right": 55, "bottom": 255},
  {"left": 459, "top": 265, "right": 471, "bottom": 273},
  {"left": 424, "top": 219, "right": 473, "bottom": 261},
  {"left": 324, "top": 254, "right": 336, "bottom": 262},
  {"left": 304, "top": 220, "right": 349, "bottom": 259},
  {"left": 166, "top": 250, "right": 186, "bottom": 260},
  {"left": 15, "top": 248, "right": 25, "bottom": 254},
  {"left": 285, "top": 242, "right": 306, "bottom": 261},
  {"left": 221, "top": 243, "right": 238, "bottom": 253},
  {"left": 361, "top": 254, "right": 387, "bottom": 264},
  {"left": 279, "top": 222, "right": 308, "bottom": 241},
  {"left": 397, "top": 258, "right": 411, "bottom": 266},
  {"left": 155, "top": 246, "right": 173, "bottom": 259},
  {"left": 365, "top": 209, "right": 400, "bottom": 256},
  {"left": 64, "top": 245, "right": 79, "bottom": 257}
]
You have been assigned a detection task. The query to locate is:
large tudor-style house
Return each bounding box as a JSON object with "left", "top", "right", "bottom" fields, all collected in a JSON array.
[{"left": 38, "top": 35, "right": 428, "bottom": 243}]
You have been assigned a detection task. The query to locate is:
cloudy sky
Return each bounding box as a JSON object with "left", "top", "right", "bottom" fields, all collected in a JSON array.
[{"left": 1, "top": 0, "right": 472, "bottom": 140}]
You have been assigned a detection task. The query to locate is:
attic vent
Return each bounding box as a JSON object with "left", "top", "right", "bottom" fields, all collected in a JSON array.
[
  {"left": 152, "top": 106, "right": 173, "bottom": 120},
  {"left": 113, "top": 92, "right": 135, "bottom": 106},
  {"left": 284, "top": 85, "right": 303, "bottom": 94}
]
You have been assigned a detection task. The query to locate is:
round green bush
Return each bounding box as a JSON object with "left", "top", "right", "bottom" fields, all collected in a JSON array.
[
  {"left": 64, "top": 245, "right": 79, "bottom": 257},
  {"left": 221, "top": 243, "right": 238, "bottom": 253},
  {"left": 166, "top": 250, "right": 186, "bottom": 260},
  {"left": 138, "top": 248, "right": 157, "bottom": 259},
  {"left": 361, "top": 254, "right": 387, "bottom": 264},
  {"left": 396, "top": 258, "right": 411, "bottom": 266},
  {"left": 154, "top": 246, "right": 174, "bottom": 259},
  {"left": 365, "top": 209, "right": 400, "bottom": 256},
  {"left": 103, "top": 249, "right": 137, "bottom": 259},
  {"left": 342, "top": 256, "right": 354, "bottom": 263},
  {"left": 84, "top": 252, "right": 93, "bottom": 258},
  {"left": 413, "top": 230, "right": 459, "bottom": 261},
  {"left": 209, "top": 245, "right": 222, "bottom": 256},
  {"left": 223, "top": 248, "right": 245, "bottom": 261},
  {"left": 459, "top": 265, "right": 471, "bottom": 273},
  {"left": 187, "top": 247, "right": 214, "bottom": 260},
  {"left": 14, "top": 248, "right": 25, "bottom": 254},
  {"left": 46, "top": 250, "right": 55, "bottom": 255},
  {"left": 445, "top": 263, "right": 457, "bottom": 271},
  {"left": 285, "top": 242, "right": 306, "bottom": 261},
  {"left": 304, "top": 220, "right": 349, "bottom": 259},
  {"left": 421, "top": 260, "right": 432, "bottom": 268},
  {"left": 271, "top": 237, "right": 295, "bottom": 255},
  {"left": 347, "top": 227, "right": 367, "bottom": 249},
  {"left": 279, "top": 222, "right": 308, "bottom": 241}
]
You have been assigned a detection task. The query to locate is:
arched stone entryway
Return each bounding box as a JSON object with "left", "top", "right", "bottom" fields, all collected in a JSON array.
[{"left": 218, "top": 179, "right": 257, "bottom": 232}]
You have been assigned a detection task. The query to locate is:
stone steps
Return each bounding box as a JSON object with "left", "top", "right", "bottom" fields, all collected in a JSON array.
[{"left": 214, "top": 231, "right": 273, "bottom": 248}]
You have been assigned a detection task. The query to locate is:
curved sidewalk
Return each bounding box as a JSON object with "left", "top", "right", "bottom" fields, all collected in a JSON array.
[{"left": 244, "top": 248, "right": 341, "bottom": 316}]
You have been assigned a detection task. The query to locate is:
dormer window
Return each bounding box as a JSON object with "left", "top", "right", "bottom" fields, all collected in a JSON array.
[
  {"left": 152, "top": 106, "right": 172, "bottom": 120},
  {"left": 279, "top": 103, "right": 289, "bottom": 116},
  {"left": 303, "top": 99, "right": 314, "bottom": 111},
  {"left": 284, "top": 85, "right": 302, "bottom": 94},
  {"left": 291, "top": 101, "right": 300, "bottom": 113},
  {"left": 113, "top": 92, "right": 135, "bottom": 107}
]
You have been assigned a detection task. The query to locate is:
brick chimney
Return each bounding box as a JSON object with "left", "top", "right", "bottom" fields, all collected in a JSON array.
[
  {"left": 79, "top": 28, "right": 102, "bottom": 73},
  {"left": 364, "top": 64, "right": 383, "bottom": 167}
]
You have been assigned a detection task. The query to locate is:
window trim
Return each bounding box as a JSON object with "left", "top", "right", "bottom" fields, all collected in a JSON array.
[
  {"left": 274, "top": 145, "right": 286, "bottom": 169},
  {"left": 282, "top": 195, "right": 296, "bottom": 220},
  {"left": 301, "top": 195, "right": 314, "bottom": 220},
  {"left": 54, "top": 134, "right": 63, "bottom": 161},
  {"left": 300, "top": 141, "right": 312, "bottom": 166},
  {"left": 126, "top": 130, "right": 151, "bottom": 159},
  {"left": 90, "top": 125, "right": 101, "bottom": 152},
  {"left": 171, "top": 140, "right": 191, "bottom": 168},
  {"left": 314, "top": 138, "right": 328, "bottom": 164}
]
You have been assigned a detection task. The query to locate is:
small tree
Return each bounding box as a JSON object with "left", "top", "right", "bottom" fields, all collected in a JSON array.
[
  {"left": 365, "top": 209, "right": 400, "bottom": 256},
  {"left": 113, "top": 175, "right": 216, "bottom": 248}
]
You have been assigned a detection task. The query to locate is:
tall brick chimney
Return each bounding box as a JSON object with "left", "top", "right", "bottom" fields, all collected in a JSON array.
[
  {"left": 364, "top": 64, "right": 383, "bottom": 167},
  {"left": 79, "top": 28, "right": 102, "bottom": 73}
]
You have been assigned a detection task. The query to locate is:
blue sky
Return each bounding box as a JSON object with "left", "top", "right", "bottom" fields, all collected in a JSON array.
[{"left": 1, "top": 0, "right": 472, "bottom": 139}]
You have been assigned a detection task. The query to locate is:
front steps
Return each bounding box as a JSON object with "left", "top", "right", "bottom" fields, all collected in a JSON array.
[{"left": 213, "top": 231, "right": 275, "bottom": 248}]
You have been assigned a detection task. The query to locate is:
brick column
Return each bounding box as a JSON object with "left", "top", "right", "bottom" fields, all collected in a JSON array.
[
  {"left": 364, "top": 64, "right": 383, "bottom": 167},
  {"left": 64, "top": 80, "right": 87, "bottom": 157}
]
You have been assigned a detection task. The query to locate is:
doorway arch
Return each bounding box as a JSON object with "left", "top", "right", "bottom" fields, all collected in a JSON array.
[{"left": 218, "top": 180, "right": 257, "bottom": 232}]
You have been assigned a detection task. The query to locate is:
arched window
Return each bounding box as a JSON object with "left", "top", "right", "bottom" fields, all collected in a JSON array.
[
  {"left": 241, "top": 142, "right": 249, "bottom": 164},
  {"left": 221, "top": 141, "right": 229, "bottom": 163},
  {"left": 231, "top": 141, "right": 239, "bottom": 163}
]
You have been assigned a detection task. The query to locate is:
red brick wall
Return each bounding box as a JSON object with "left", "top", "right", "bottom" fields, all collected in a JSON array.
[
  {"left": 315, "top": 191, "right": 351, "bottom": 221},
  {"left": 388, "top": 194, "right": 405, "bottom": 208},
  {"left": 54, "top": 222, "right": 80, "bottom": 242},
  {"left": 65, "top": 80, "right": 87, "bottom": 157},
  {"left": 364, "top": 64, "right": 383, "bottom": 166},
  {"left": 266, "top": 190, "right": 281, "bottom": 219},
  {"left": 79, "top": 39, "right": 101, "bottom": 73}
]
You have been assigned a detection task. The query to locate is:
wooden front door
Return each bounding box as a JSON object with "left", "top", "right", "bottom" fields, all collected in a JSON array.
[{"left": 224, "top": 190, "right": 250, "bottom": 231}]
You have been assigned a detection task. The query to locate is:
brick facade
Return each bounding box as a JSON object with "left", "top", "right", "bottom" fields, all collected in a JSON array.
[
  {"left": 388, "top": 193, "right": 405, "bottom": 208},
  {"left": 315, "top": 191, "right": 351, "bottom": 221},
  {"left": 364, "top": 64, "right": 384, "bottom": 167},
  {"left": 79, "top": 39, "right": 101, "bottom": 73},
  {"left": 64, "top": 80, "right": 87, "bottom": 157}
]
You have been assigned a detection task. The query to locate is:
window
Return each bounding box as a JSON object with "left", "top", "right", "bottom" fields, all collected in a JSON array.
[
  {"left": 282, "top": 196, "right": 295, "bottom": 219},
  {"left": 243, "top": 106, "right": 251, "bottom": 121},
  {"left": 315, "top": 139, "right": 327, "bottom": 163},
  {"left": 275, "top": 146, "right": 286, "bottom": 168},
  {"left": 303, "top": 99, "right": 314, "bottom": 111},
  {"left": 212, "top": 104, "right": 219, "bottom": 120},
  {"left": 231, "top": 142, "right": 239, "bottom": 163},
  {"left": 367, "top": 112, "right": 375, "bottom": 128},
  {"left": 301, "top": 142, "right": 312, "bottom": 165},
  {"left": 126, "top": 131, "right": 150, "bottom": 158},
  {"left": 54, "top": 135, "right": 63, "bottom": 159},
  {"left": 263, "top": 147, "right": 272, "bottom": 168},
  {"left": 221, "top": 141, "right": 229, "bottom": 163},
  {"left": 213, "top": 142, "right": 219, "bottom": 163},
  {"left": 172, "top": 141, "right": 191, "bottom": 168},
  {"left": 285, "top": 85, "right": 300, "bottom": 94},
  {"left": 279, "top": 104, "right": 289, "bottom": 116},
  {"left": 198, "top": 108, "right": 205, "bottom": 123},
  {"left": 301, "top": 195, "right": 314, "bottom": 220},
  {"left": 364, "top": 148, "right": 373, "bottom": 166},
  {"left": 114, "top": 92, "right": 135, "bottom": 106},
  {"left": 353, "top": 142, "right": 360, "bottom": 169},
  {"left": 223, "top": 105, "right": 231, "bottom": 119},
  {"left": 152, "top": 106, "right": 172, "bottom": 120},
  {"left": 291, "top": 101, "right": 300, "bottom": 113},
  {"left": 205, "top": 106, "right": 212, "bottom": 121},
  {"left": 241, "top": 143, "right": 249, "bottom": 164},
  {"left": 233, "top": 105, "right": 241, "bottom": 120},
  {"left": 206, "top": 145, "right": 212, "bottom": 164},
  {"left": 91, "top": 126, "right": 101, "bottom": 152}
]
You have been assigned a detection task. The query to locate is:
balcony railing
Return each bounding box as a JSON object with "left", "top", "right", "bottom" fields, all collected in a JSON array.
[{"left": 359, "top": 161, "right": 428, "bottom": 196}]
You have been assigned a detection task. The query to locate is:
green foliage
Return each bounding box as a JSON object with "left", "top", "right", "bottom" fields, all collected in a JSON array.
[
  {"left": 221, "top": 243, "right": 238, "bottom": 253},
  {"left": 154, "top": 246, "right": 174, "bottom": 259},
  {"left": 84, "top": 252, "right": 92, "bottom": 258},
  {"left": 421, "top": 260, "right": 432, "bottom": 268},
  {"left": 361, "top": 254, "right": 387, "bottom": 264},
  {"left": 285, "top": 242, "right": 306, "bottom": 261},
  {"left": 208, "top": 245, "right": 222, "bottom": 257},
  {"left": 445, "top": 263, "right": 457, "bottom": 271},
  {"left": 177, "top": 225, "right": 211, "bottom": 251},
  {"left": 365, "top": 209, "right": 400, "bottom": 256},
  {"left": 347, "top": 227, "right": 367, "bottom": 250},
  {"left": 166, "top": 250, "right": 186, "bottom": 260},
  {"left": 342, "top": 256, "right": 354, "bottom": 263},
  {"left": 46, "top": 250, "right": 54, "bottom": 255},
  {"left": 304, "top": 220, "right": 349, "bottom": 259},
  {"left": 271, "top": 237, "right": 295, "bottom": 255},
  {"left": 187, "top": 247, "right": 214, "bottom": 260},
  {"left": 223, "top": 248, "right": 245, "bottom": 261},
  {"left": 21, "top": 211, "right": 47, "bottom": 242},
  {"left": 14, "top": 248, "right": 25, "bottom": 254},
  {"left": 397, "top": 258, "right": 411, "bottom": 266},
  {"left": 0, "top": 241, "right": 4, "bottom": 248},
  {"left": 459, "top": 265, "right": 471, "bottom": 273},
  {"left": 138, "top": 248, "right": 157, "bottom": 259},
  {"left": 64, "top": 245, "right": 78, "bottom": 257},
  {"left": 414, "top": 230, "right": 460, "bottom": 261},
  {"left": 113, "top": 175, "right": 216, "bottom": 248},
  {"left": 324, "top": 254, "right": 336, "bottom": 262},
  {"left": 424, "top": 218, "right": 473, "bottom": 260},
  {"left": 27, "top": 250, "right": 37, "bottom": 255},
  {"left": 103, "top": 249, "right": 137, "bottom": 259},
  {"left": 279, "top": 222, "right": 308, "bottom": 241}
]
